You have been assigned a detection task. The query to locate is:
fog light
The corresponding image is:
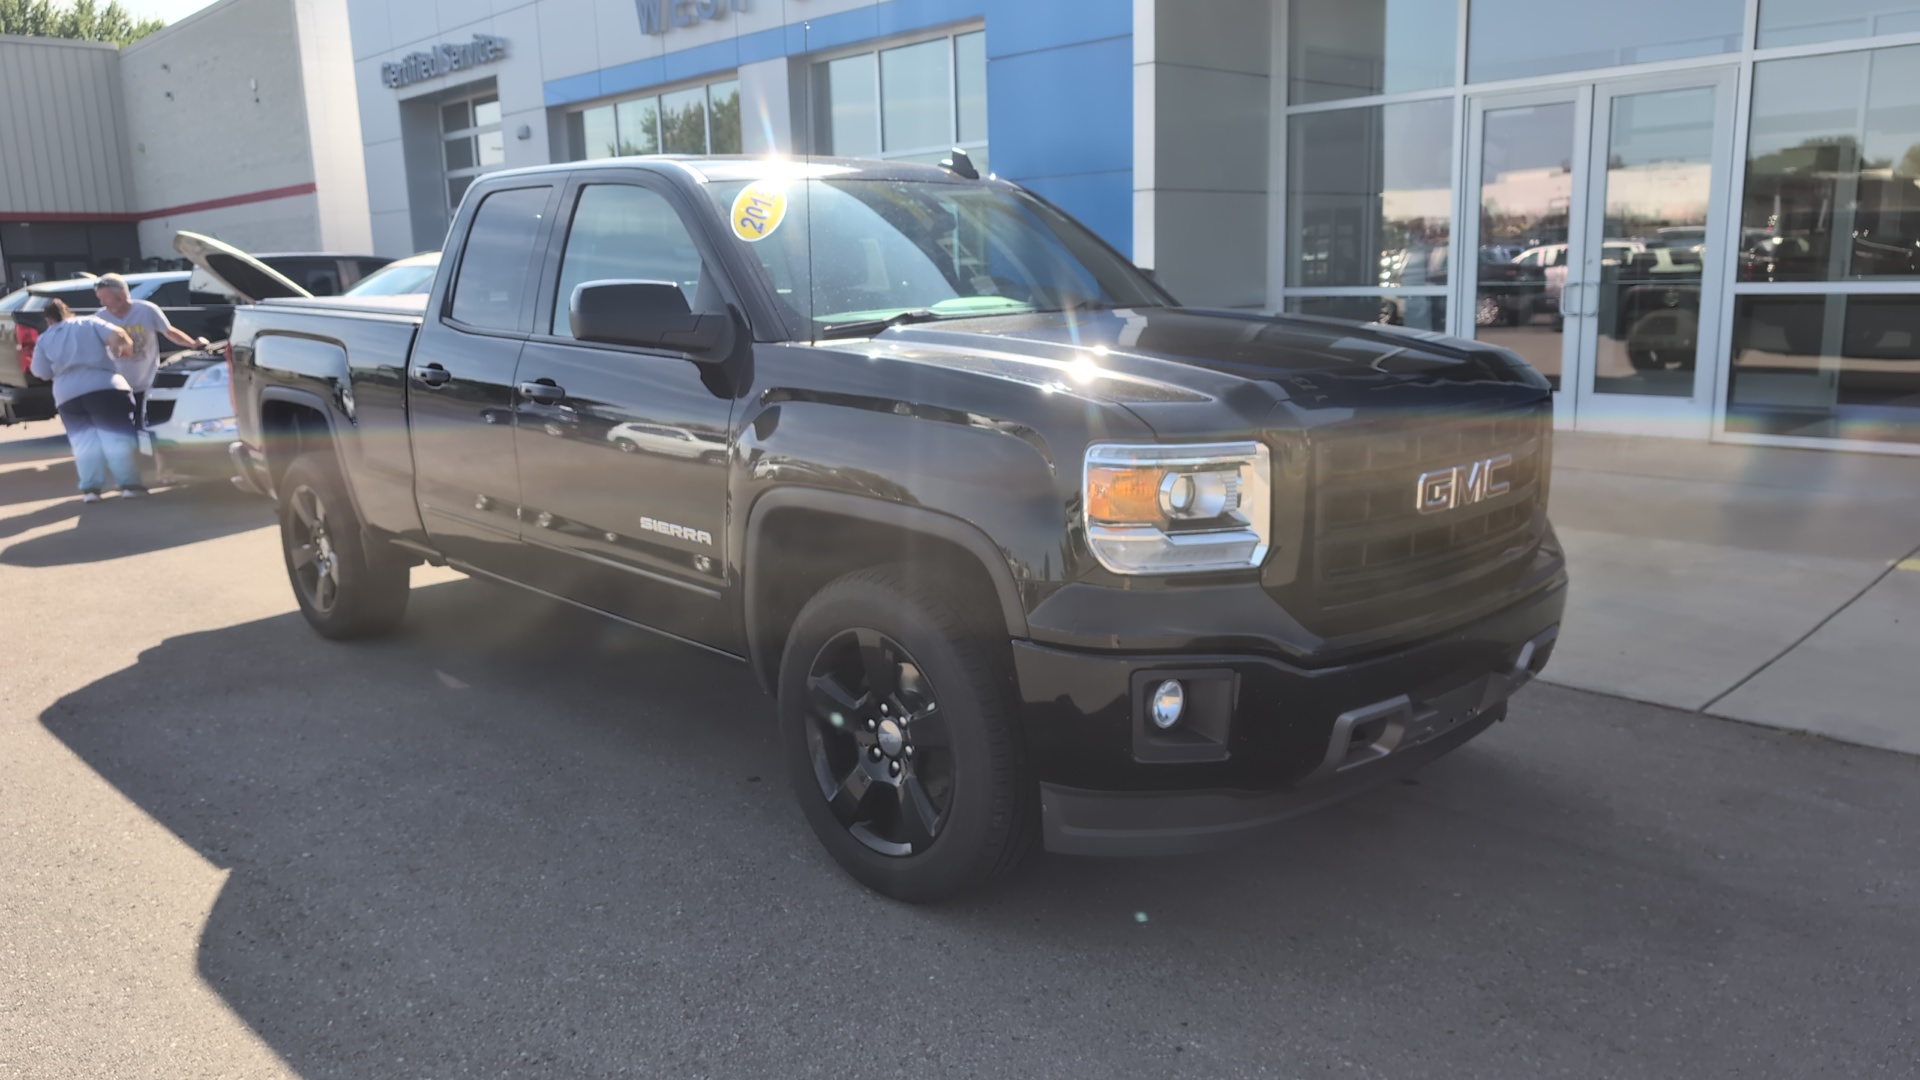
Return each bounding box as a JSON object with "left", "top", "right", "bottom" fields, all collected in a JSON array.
[{"left": 1150, "top": 679, "right": 1185, "bottom": 729}]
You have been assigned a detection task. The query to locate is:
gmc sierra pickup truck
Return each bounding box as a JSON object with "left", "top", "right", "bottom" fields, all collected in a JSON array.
[{"left": 220, "top": 155, "right": 1566, "bottom": 901}]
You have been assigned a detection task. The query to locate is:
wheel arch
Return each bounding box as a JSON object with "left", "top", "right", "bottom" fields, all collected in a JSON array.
[
  {"left": 255, "top": 387, "right": 388, "bottom": 542},
  {"left": 742, "top": 489, "right": 1030, "bottom": 695}
]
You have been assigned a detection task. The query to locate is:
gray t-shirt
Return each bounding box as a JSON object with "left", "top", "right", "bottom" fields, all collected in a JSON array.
[
  {"left": 27, "top": 316, "right": 132, "bottom": 407},
  {"left": 96, "top": 298, "right": 174, "bottom": 392}
]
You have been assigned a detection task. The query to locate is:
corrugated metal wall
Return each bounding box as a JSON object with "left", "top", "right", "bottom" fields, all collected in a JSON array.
[{"left": 0, "top": 35, "right": 136, "bottom": 215}]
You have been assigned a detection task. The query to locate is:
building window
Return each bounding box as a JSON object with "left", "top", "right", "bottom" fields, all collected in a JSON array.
[
  {"left": 1467, "top": 0, "right": 1744, "bottom": 84},
  {"left": 811, "top": 29, "right": 988, "bottom": 171},
  {"left": 1287, "top": 98, "right": 1454, "bottom": 290},
  {"left": 443, "top": 92, "right": 504, "bottom": 213},
  {"left": 566, "top": 78, "right": 742, "bottom": 160},
  {"left": 1757, "top": 0, "right": 1920, "bottom": 48},
  {"left": 1729, "top": 42, "right": 1920, "bottom": 445},
  {"left": 1288, "top": 0, "right": 1458, "bottom": 105}
]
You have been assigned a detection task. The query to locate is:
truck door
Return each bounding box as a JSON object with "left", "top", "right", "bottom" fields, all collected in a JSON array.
[
  {"left": 511, "top": 175, "right": 737, "bottom": 650},
  {"left": 408, "top": 182, "right": 559, "bottom": 572}
]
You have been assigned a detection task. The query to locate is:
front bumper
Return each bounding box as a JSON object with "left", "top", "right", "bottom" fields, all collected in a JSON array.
[
  {"left": 142, "top": 383, "right": 238, "bottom": 484},
  {"left": 1015, "top": 573, "right": 1566, "bottom": 857}
]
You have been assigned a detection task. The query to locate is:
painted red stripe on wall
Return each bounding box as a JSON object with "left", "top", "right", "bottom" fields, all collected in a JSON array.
[{"left": 1, "top": 182, "right": 319, "bottom": 224}]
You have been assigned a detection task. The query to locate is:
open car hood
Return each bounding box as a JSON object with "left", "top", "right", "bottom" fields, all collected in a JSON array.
[{"left": 173, "top": 231, "right": 311, "bottom": 304}]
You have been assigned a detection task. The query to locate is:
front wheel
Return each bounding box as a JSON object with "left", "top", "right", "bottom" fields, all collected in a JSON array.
[
  {"left": 279, "top": 452, "right": 410, "bottom": 640},
  {"left": 779, "top": 567, "right": 1034, "bottom": 902}
]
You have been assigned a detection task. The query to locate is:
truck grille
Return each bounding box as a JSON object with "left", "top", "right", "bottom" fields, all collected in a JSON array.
[{"left": 1303, "top": 405, "right": 1548, "bottom": 624}]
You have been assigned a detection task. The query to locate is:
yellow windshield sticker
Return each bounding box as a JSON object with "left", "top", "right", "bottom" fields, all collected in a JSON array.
[{"left": 731, "top": 182, "right": 788, "bottom": 243}]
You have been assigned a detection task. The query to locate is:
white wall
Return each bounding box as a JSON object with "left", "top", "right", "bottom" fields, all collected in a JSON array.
[
  {"left": 136, "top": 193, "right": 322, "bottom": 256},
  {"left": 119, "top": 0, "right": 371, "bottom": 258},
  {"left": 294, "top": 0, "right": 374, "bottom": 253},
  {"left": 121, "top": 0, "right": 314, "bottom": 255},
  {"left": 1134, "top": 0, "right": 1272, "bottom": 309}
]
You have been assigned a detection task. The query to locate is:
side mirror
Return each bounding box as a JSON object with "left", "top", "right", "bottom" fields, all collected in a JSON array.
[{"left": 570, "top": 279, "right": 735, "bottom": 361}]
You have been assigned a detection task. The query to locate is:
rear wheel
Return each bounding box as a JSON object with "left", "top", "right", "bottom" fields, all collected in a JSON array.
[
  {"left": 779, "top": 567, "right": 1033, "bottom": 902},
  {"left": 279, "top": 452, "right": 409, "bottom": 640}
]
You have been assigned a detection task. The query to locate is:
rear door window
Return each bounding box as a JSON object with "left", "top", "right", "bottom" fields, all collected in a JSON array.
[{"left": 450, "top": 186, "right": 554, "bottom": 332}]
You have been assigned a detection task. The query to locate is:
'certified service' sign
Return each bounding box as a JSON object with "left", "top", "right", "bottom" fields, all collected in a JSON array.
[{"left": 382, "top": 34, "right": 508, "bottom": 89}]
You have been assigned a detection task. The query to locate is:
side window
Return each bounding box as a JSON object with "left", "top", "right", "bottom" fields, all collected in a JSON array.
[
  {"left": 550, "top": 184, "right": 706, "bottom": 337},
  {"left": 450, "top": 186, "right": 553, "bottom": 331},
  {"left": 148, "top": 281, "right": 190, "bottom": 306}
]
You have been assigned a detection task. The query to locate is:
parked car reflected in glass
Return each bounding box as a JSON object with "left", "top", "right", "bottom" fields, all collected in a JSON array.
[{"left": 607, "top": 421, "right": 727, "bottom": 463}]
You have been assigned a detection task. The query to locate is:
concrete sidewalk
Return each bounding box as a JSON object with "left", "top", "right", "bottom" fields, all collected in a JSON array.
[{"left": 1545, "top": 432, "right": 1920, "bottom": 755}]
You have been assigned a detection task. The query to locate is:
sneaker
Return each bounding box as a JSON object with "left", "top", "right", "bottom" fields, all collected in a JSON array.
[
  {"left": 118, "top": 486, "right": 150, "bottom": 499},
  {"left": 81, "top": 491, "right": 103, "bottom": 504}
]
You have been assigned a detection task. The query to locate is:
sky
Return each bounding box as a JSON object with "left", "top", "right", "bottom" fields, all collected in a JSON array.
[{"left": 118, "top": 0, "right": 222, "bottom": 24}]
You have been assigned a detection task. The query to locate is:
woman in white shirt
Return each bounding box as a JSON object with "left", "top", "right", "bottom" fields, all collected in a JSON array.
[{"left": 27, "top": 298, "right": 144, "bottom": 502}]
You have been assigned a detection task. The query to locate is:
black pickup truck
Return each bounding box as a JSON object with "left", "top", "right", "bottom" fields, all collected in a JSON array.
[{"left": 226, "top": 156, "right": 1566, "bottom": 901}]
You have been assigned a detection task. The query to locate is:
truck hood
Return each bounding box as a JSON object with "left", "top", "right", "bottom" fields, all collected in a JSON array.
[
  {"left": 173, "top": 231, "right": 311, "bottom": 304},
  {"left": 865, "top": 307, "right": 1550, "bottom": 412}
]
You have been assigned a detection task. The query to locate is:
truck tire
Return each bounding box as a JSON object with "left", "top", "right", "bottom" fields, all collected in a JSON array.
[
  {"left": 278, "top": 452, "right": 409, "bottom": 640},
  {"left": 779, "top": 566, "right": 1034, "bottom": 902}
]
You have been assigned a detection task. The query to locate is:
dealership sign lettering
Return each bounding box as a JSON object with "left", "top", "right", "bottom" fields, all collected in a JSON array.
[
  {"left": 382, "top": 35, "right": 508, "bottom": 89},
  {"left": 637, "top": 0, "right": 753, "bottom": 36}
]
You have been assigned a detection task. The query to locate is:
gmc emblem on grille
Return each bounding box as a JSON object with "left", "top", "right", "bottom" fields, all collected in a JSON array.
[{"left": 1415, "top": 454, "right": 1514, "bottom": 514}]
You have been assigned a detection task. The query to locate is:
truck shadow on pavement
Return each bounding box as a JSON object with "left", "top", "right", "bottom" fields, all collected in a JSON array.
[
  {"left": 38, "top": 576, "right": 1920, "bottom": 1077},
  {"left": 0, "top": 484, "right": 272, "bottom": 565},
  {"left": 0, "top": 432, "right": 76, "bottom": 470}
]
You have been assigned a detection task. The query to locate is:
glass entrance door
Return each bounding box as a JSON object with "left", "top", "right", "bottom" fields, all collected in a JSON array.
[{"left": 1464, "top": 70, "right": 1736, "bottom": 435}]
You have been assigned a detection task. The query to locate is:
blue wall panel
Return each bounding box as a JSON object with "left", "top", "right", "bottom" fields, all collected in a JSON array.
[
  {"left": 543, "top": 0, "right": 1134, "bottom": 254},
  {"left": 981, "top": 0, "right": 1130, "bottom": 58},
  {"left": 981, "top": 36, "right": 1132, "bottom": 179},
  {"left": 1018, "top": 170, "right": 1132, "bottom": 256}
]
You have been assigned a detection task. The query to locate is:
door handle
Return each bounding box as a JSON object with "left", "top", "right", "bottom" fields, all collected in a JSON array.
[
  {"left": 518, "top": 379, "right": 566, "bottom": 405},
  {"left": 1557, "top": 281, "right": 1581, "bottom": 318},
  {"left": 411, "top": 363, "right": 451, "bottom": 388}
]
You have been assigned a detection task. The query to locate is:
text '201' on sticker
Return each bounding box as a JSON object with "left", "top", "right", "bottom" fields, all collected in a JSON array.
[{"left": 731, "top": 182, "right": 787, "bottom": 243}]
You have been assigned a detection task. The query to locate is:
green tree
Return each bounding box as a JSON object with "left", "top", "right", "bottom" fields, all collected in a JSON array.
[{"left": 0, "top": 0, "right": 165, "bottom": 46}]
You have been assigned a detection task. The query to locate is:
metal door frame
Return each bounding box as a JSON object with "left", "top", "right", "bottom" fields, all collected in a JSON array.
[{"left": 1459, "top": 84, "right": 1594, "bottom": 429}]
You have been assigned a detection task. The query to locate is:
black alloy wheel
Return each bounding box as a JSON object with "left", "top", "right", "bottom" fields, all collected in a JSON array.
[
  {"left": 804, "top": 628, "right": 954, "bottom": 856},
  {"left": 286, "top": 483, "right": 342, "bottom": 615},
  {"left": 779, "top": 566, "right": 1034, "bottom": 901},
  {"left": 277, "top": 452, "right": 410, "bottom": 640}
]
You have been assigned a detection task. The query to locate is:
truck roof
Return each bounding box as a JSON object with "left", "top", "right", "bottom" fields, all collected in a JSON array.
[{"left": 478, "top": 154, "right": 991, "bottom": 187}]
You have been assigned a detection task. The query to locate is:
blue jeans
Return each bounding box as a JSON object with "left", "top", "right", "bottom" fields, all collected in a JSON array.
[{"left": 56, "top": 389, "right": 143, "bottom": 494}]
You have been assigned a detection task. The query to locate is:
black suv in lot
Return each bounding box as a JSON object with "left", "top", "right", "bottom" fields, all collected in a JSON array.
[{"left": 222, "top": 156, "right": 1566, "bottom": 901}]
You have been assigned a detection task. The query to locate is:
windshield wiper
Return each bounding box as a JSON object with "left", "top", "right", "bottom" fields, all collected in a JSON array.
[{"left": 818, "top": 309, "right": 946, "bottom": 340}]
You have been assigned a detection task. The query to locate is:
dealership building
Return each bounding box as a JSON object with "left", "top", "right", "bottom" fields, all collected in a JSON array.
[
  {"left": 0, "top": 0, "right": 372, "bottom": 288},
  {"left": 6, "top": 0, "right": 1918, "bottom": 453}
]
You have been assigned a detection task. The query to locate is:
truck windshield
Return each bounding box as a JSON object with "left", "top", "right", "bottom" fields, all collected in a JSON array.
[{"left": 704, "top": 177, "right": 1168, "bottom": 339}]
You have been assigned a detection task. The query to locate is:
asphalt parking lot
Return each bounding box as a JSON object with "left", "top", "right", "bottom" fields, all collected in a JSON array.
[{"left": 3, "top": 424, "right": 1918, "bottom": 1079}]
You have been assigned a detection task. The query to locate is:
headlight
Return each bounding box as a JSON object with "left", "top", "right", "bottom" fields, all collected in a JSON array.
[
  {"left": 1084, "top": 441, "right": 1271, "bottom": 575},
  {"left": 186, "top": 364, "right": 230, "bottom": 390},
  {"left": 187, "top": 417, "right": 238, "bottom": 437}
]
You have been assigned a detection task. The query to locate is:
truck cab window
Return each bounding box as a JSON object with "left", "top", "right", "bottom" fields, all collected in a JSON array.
[
  {"left": 450, "top": 186, "right": 552, "bottom": 331},
  {"left": 551, "top": 184, "right": 708, "bottom": 338}
]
